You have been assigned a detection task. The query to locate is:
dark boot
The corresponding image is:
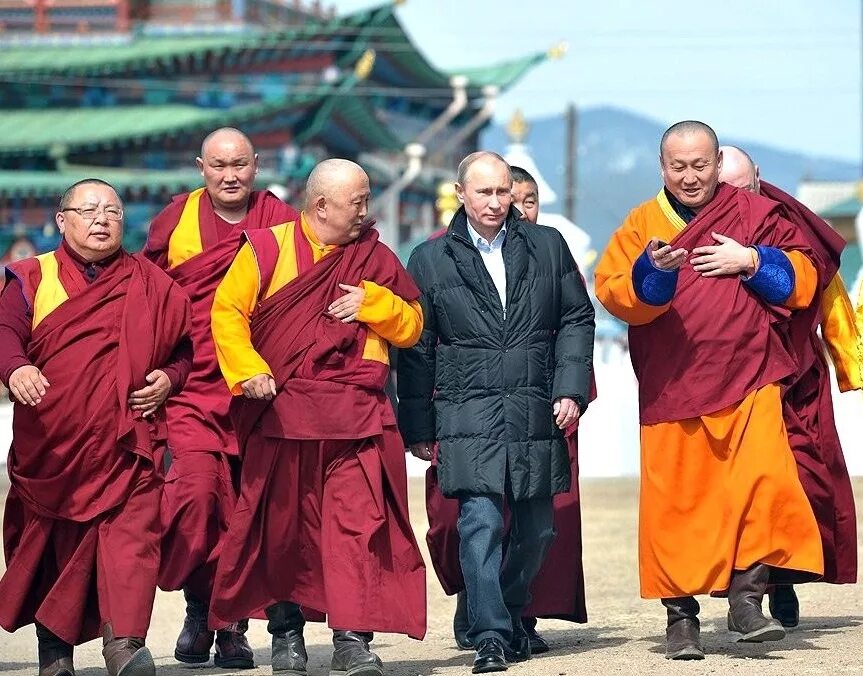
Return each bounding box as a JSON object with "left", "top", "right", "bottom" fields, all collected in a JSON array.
[
  {"left": 266, "top": 602, "right": 307, "bottom": 675},
  {"left": 174, "top": 589, "right": 214, "bottom": 664},
  {"left": 662, "top": 597, "right": 704, "bottom": 660},
  {"left": 330, "top": 630, "right": 383, "bottom": 676},
  {"left": 521, "top": 616, "right": 549, "bottom": 655},
  {"left": 215, "top": 619, "right": 254, "bottom": 669},
  {"left": 453, "top": 591, "right": 473, "bottom": 650},
  {"left": 768, "top": 584, "right": 800, "bottom": 628},
  {"left": 36, "top": 623, "right": 75, "bottom": 676},
  {"left": 101, "top": 623, "right": 155, "bottom": 676},
  {"left": 727, "top": 564, "right": 786, "bottom": 642}
]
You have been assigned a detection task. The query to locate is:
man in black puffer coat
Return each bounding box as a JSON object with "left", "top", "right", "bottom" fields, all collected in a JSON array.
[{"left": 398, "top": 151, "right": 595, "bottom": 674}]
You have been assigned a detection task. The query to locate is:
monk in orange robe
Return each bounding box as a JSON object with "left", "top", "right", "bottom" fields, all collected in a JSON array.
[
  {"left": 718, "top": 145, "right": 860, "bottom": 627},
  {"left": 0, "top": 179, "right": 192, "bottom": 676},
  {"left": 143, "top": 127, "right": 298, "bottom": 669},
  {"left": 209, "top": 159, "right": 426, "bottom": 676},
  {"left": 595, "top": 121, "right": 825, "bottom": 661}
]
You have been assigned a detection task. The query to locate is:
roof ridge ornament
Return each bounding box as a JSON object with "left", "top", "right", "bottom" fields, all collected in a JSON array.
[
  {"left": 507, "top": 109, "right": 529, "bottom": 144},
  {"left": 548, "top": 41, "right": 568, "bottom": 60},
  {"left": 354, "top": 49, "right": 376, "bottom": 80}
]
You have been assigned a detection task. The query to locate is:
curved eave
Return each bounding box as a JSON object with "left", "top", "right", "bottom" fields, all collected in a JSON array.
[{"left": 452, "top": 52, "right": 548, "bottom": 92}]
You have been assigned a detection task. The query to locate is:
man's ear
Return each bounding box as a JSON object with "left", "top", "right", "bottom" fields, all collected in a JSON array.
[
  {"left": 455, "top": 182, "right": 465, "bottom": 204},
  {"left": 196, "top": 157, "right": 204, "bottom": 174}
]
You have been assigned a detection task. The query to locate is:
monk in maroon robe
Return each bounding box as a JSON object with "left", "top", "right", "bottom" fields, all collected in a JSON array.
[
  {"left": 0, "top": 179, "right": 191, "bottom": 676},
  {"left": 143, "top": 127, "right": 298, "bottom": 669},
  {"left": 209, "top": 159, "right": 426, "bottom": 676},
  {"left": 717, "top": 145, "right": 858, "bottom": 626}
]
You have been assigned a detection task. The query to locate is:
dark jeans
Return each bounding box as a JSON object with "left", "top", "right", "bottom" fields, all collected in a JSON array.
[{"left": 458, "top": 490, "right": 555, "bottom": 646}]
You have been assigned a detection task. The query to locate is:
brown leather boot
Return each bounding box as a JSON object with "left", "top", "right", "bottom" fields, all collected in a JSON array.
[
  {"left": 36, "top": 623, "right": 75, "bottom": 676},
  {"left": 727, "top": 564, "right": 786, "bottom": 642},
  {"left": 102, "top": 622, "right": 155, "bottom": 676},
  {"left": 661, "top": 597, "right": 704, "bottom": 660},
  {"left": 174, "top": 589, "right": 215, "bottom": 664},
  {"left": 215, "top": 619, "right": 254, "bottom": 670}
]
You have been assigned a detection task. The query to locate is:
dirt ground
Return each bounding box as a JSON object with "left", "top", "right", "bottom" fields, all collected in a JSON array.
[{"left": 1, "top": 475, "right": 862, "bottom": 676}]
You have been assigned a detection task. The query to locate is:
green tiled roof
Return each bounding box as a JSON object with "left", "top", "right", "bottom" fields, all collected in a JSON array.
[
  {"left": 0, "top": 167, "right": 282, "bottom": 198},
  {"left": 0, "top": 77, "right": 401, "bottom": 157},
  {"left": 0, "top": 3, "right": 551, "bottom": 92}
]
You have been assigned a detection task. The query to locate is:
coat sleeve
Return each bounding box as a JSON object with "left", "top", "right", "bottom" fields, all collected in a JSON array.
[
  {"left": 397, "top": 249, "right": 438, "bottom": 445},
  {"left": 551, "top": 232, "right": 596, "bottom": 412}
]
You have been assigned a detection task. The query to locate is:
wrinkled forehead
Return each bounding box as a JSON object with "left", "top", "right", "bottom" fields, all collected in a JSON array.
[{"left": 71, "top": 184, "right": 122, "bottom": 206}]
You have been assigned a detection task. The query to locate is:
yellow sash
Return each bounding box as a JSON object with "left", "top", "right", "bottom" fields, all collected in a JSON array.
[
  {"left": 32, "top": 252, "right": 69, "bottom": 329},
  {"left": 167, "top": 188, "right": 206, "bottom": 269}
]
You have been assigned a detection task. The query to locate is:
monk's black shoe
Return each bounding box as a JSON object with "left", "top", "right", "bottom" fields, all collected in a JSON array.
[
  {"left": 453, "top": 591, "right": 473, "bottom": 650},
  {"left": 472, "top": 638, "right": 508, "bottom": 673},
  {"left": 174, "top": 589, "right": 214, "bottom": 664},
  {"left": 271, "top": 628, "right": 308, "bottom": 675},
  {"left": 522, "top": 617, "right": 549, "bottom": 654},
  {"left": 768, "top": 584, "right": 800, "bottom": 628},
  {"left": 330, "top": 631, "right": 383, "bottom": 676},
  {"left": 727, "top": 564, "right": 786, "bottom": 643},
  {"left": 662, "top": 597, "right": 704, "bottom": 660},
  {"left": 215, "top": 620, "right": 254, "bottom": 670},
  {"left": 36, "top": 623, "right": 75, "bottom": 676}
]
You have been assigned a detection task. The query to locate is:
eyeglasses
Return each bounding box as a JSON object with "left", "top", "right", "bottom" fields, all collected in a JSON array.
[{"left": 60, "top": 205, "right": 123, "bottom": 221}]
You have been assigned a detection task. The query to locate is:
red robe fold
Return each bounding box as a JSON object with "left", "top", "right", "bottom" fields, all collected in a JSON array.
[
  {"left": 209, "top": 226, "right": 427, "bottom": 639},
  {"left": 759, "top": 181, "right": 856, "bottom": 584},
  {"left": 144, "top": 189, "right": 297, "bottom": 597},
  {"left": 0, "top": 249, "right": 190, "bottom": 644},
  {"left": 630, "top": 182, "right": 815, "bottom": 424}
]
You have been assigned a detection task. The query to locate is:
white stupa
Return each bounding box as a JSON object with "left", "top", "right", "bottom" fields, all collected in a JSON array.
[{"left": 502, "top": 110, "right": 593, "bottom": 269}]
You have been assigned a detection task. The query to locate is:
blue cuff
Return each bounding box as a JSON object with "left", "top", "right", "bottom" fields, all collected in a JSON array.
[
  {"left": 742, "top": 245, "right": 795, "bottom": 304},
  {"left": 632, "top": 249, "right": 679, "bottom": 306}
]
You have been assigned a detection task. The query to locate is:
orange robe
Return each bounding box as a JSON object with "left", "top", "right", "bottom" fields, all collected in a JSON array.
[{"left": 595, "top": 191, "right": 824, "bottom": 599}]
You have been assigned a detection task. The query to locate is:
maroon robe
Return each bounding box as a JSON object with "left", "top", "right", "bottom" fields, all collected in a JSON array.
[
  {"left": 209, "top": 224, "right": 427, "bottom": 639},
  {"left": 0, "top": 247, "right": 190, "bottom": 644},
  {"left": 630, "top": 182, "right": 817, "bottom": 424},
  {"left": 143, "top": 189, "right": 298, "bottom": 599},
  {"left": 759, "top": 181, "right": 855, "bottom": 584}
]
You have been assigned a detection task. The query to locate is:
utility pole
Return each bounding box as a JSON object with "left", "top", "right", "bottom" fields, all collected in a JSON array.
[{"left": 564, "top": 102, "right": 577, "bottom": 222}]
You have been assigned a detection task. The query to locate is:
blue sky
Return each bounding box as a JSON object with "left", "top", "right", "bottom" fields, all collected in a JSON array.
[{"left": 334, "top": 0, "right": 861, "bottom": 164}]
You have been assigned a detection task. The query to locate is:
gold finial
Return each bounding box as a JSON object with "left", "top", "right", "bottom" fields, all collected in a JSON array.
[
  {"left": 507, "top": 109, "right": 529, "bottom": 143},
  {"left": 354, "top": 49, "right": 376, "bottom": 80},
  {"left": 548, "top": 41, "right": 568, "bottom": 60},
  {"left": 393, "top": 0, "right": 406, "bottom": 6}
]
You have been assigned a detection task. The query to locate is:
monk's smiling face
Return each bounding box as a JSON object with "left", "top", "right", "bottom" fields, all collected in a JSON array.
[
  {"left": 660, "top": 130, "right": 722, "bottom": 211},
  {"left": 56, "top": 183, "right": 124, "bottom": 262}
]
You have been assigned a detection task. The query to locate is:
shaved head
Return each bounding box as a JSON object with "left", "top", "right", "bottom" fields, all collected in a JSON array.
[
  {"left": 305, "top": 158, "right": 367, "bottom": 207},
  {"left": 719, "top": 145, "right": 760, "bottom": 193},
  {"left": 660, "top": 120, "right": 719, "bottom": 160},
  {"left": 200, "top": 127, "right": 254, "bottom": 157},
  {"left": 305, "top": 158, "right": 371, "bottom": 246}
]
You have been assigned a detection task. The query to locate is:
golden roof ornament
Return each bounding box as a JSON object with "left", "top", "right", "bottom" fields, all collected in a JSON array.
[
  {"left": 393, "top": 0, "right": 407, "bottom": 6},
  {"left": 548, "top": 41, "right": 568, "bottom": 60},
  {"left": 354, "top": 49, "right": 376, "bottom": 80},
  {"left": 507, "top": 109, "right": 529, "bottom": 144}
]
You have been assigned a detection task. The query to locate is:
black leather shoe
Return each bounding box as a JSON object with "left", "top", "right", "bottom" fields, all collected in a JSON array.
[
  {"left": 453, "top": 591, "right": 473, "bottom": 650},
  {"left": 522, "top": 617, "right": 549, "bottom": 655},
  {"left": 330, "top": 631, "right": 383, "bottom": 676},
  {"left": 472, "top": 638, "right": 507, "bottom": 673},
  {"left": 506, "top": 625, "right": 531, "bottom": 663},
  {"left": 768, "top": 585, "right": 800, "bottom": 628},
  {"left": 727, "top": 564, "right": 786, "bottom": 643},
  {"left": 174, "top": 590, "right": 214, "bottom": 664},
  {"left": 215, "top": 620, "right": 254, "bottom": 670},
  {"left": 266, "top": 603, "right": 308, "bottom": 675}
]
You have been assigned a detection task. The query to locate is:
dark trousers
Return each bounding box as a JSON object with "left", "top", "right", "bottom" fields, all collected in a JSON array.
[{"left": 457, "top": 489, "right": 555, "bottom": 646}]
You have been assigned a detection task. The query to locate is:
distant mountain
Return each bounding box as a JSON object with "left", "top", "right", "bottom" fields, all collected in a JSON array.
[{"left": 481, "top": 105, "right": 860, "bottom": 250}]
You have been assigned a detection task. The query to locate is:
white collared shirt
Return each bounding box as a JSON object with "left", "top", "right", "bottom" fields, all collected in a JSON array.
[{"left": 467, "top": 220, "right": 507, "bottom": 310}]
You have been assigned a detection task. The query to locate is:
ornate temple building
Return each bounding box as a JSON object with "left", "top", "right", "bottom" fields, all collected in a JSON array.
[{"left": 0, "top": 0, "right": 562, "bottom": 261}]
